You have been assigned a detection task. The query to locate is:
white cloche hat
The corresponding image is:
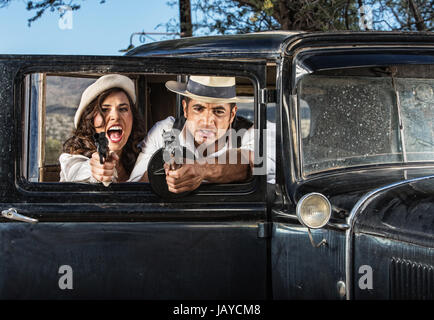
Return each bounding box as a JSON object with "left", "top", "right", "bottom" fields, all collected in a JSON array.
[{"left": 74, "top": 74, "right": 136, "bottom": 128}]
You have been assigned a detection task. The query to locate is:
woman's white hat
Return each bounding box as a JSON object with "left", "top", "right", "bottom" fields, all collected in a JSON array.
[
  {"left": 74, "top": 74, "right": 136, "bottom": 128},
  {"left": 165, "top": 76, "right": 253, "bottom": 104}
]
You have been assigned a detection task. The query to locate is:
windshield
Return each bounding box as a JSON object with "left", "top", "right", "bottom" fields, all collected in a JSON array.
[{"left": 298, "top": 65, "right": 434, "bottom": 175}]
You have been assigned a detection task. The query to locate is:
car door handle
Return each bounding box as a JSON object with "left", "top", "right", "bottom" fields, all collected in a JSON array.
[{"left": 1, "top": 208, "right": 38, "bottom": 224}]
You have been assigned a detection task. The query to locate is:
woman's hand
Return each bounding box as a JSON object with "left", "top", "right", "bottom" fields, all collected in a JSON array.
[{"left": 90, "top": 151, "right": 119, "bottom": 185}]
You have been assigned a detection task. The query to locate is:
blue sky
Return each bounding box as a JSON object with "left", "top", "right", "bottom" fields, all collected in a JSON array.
[{"left": 0, "top": 0, "right": 179, "bottom": 55}]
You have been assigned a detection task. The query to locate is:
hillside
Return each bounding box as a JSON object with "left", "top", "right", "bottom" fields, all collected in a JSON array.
[{"left": 45, "top": 75, "right": 96, "bottom": 164}]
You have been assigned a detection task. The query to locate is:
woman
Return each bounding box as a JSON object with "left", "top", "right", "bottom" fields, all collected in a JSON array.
[{"left": 59, "top": 74, "right": 145, "bottom": 185}]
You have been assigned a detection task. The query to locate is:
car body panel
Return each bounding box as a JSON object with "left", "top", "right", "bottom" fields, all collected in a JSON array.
[
  {"left": 271, "top": 220, "right": 346, "bottom": 300},
  {"left": 0, "top": 222, "right": 267, "bottom": 299},
  {"left": 354, "top": 177, "right": 434, "bottom": 249},
  {"left": 354, "top": 233, "right": 433, "bottom": 299}
]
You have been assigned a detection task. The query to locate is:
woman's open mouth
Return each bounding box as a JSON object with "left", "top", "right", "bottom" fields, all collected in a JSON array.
[{"left": 107, "top": 125, "right": 124, "bottom": 143}]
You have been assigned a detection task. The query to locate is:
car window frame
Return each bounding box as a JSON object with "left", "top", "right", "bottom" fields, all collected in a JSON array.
[{"left": 10, "top": 55, "right": 268, "bottom": 204}]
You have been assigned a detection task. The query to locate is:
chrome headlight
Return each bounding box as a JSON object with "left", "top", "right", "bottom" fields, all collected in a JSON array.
[{"left": 296, "top": 193, "right": 331, "bottom": 229}]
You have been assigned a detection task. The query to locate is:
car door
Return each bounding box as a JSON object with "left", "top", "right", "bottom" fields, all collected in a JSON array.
[{"left": 0, "top": 55, "right": 269, "bottom": 299}]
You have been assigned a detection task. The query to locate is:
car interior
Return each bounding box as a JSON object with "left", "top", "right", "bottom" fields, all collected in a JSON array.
[{"left": 22, "top": 72, "right": 257, "bottom": 183}]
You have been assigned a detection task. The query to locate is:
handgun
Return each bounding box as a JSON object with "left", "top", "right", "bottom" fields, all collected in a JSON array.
[
  {"left": 93, "top": 132, "right": 109, "bottom": 164},
  {"left": 148, "top": 129, "right": 193, "bottom": 198},
  {"left": 161, "top": 130, "right": 184, "bottom": 171}
]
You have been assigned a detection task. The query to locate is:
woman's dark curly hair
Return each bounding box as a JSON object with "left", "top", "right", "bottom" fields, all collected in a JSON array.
[{"left": 63, "top": 87, "right": 145, "bottom": 176}]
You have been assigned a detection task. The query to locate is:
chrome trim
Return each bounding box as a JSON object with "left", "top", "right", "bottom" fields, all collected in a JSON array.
[
  {"left": 38, "top": 73, "right": 47, "bottom": 180},
  {"left": 330, "top": 222, "right": 350, "bottom": 230},
  {"left": 344, "top": 174, "right": 434, "bottom": 300},
  {"left": 273, "top": 209, "right": 349, "bottom": 230},
  {"left": 302, "top": 163, "right": 434, "bottom": 180},
  {"left": 296, "top": 192, "right": 331, "bottom": 229},
  {"left": 307, "top": 228, "right": 327, "bottom": 248},
  {"left": 1, "top": 208, "right": 38, "bottom": 224},
  {"left": 337, "top": 280, "right": 346, "bottom": 299}
]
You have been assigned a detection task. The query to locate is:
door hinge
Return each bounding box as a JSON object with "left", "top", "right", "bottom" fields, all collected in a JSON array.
[
  {"left": 260, "top": 88, "right": 277, "bottom": 104},
  {"left": 257, "top": 221, "right": 272, "bottom": 239}
]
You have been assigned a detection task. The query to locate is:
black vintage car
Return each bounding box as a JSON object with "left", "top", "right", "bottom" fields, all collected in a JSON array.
[{"left": 0, "top": 31, "right": 433, "bottom": 300}]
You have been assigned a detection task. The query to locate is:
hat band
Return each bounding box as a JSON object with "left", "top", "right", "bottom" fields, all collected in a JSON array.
[{"left": 186, "top": 79, "right": 236, "bottom": 99}]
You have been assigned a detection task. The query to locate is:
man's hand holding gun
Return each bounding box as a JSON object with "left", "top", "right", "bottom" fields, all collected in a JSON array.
[
  {"left": 148, "top": 129, "right": 199, "bottom": 197},
  {"left": 160, "top": 130, "right": 204, "bottom": 194},
  {"left": 90, "top": 132, "right": 119, "bottom": 186}
]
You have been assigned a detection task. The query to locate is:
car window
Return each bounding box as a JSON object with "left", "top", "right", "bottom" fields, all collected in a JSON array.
[
  {"left": 298, "top": 65, "right": 434, "bottom": 176},
  {"left": 22, "top": 72, "right": 255, "bottom": 185}
]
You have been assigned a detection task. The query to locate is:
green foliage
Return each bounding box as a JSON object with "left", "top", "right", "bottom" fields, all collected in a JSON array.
[
  {"left": 164, "top": 0, "right": 433, "bottom": 34},
  {"left": 1, "top": 0, "right": 433, "bottom": 36},
  {"left": 45, "top": 137, "right": 62, "bottom": 165},
  {"left": 165, "top": 0, "right": 364, "bottom": 34}
]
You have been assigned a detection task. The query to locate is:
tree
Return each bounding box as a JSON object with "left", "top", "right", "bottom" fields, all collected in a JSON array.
[
  {"left": 179, "top": 0, "right": 193, "bottom": 37},
  {"left": 196, "top": 0, "right": 361, "bottom": 32},
  {"left": 365, "top": 0, "right": 433, "bottom": 31},
  {"left": 164, "top": 0, "right": 433, "bottom": 34},
  {"left": 192, "top": 0, "right": 433, "bottom": 33},
  {"left": 1, "top": 0, "right": 432, "bottom": 32}
]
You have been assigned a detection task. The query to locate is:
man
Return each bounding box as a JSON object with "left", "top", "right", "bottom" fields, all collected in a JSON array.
[{"left": 129, "top": 75, "right": 260, "bottom": 194}]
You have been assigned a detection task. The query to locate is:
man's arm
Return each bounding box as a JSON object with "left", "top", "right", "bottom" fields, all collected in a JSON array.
[
  {"left": 165, "top": 148, "right": 253, "bottom": 194},
  {"left": 139, "top": 171, "right": 149, "bottom": 182},
  {"left": 202, "top": 148, "right": 252, "bottom": 183}
]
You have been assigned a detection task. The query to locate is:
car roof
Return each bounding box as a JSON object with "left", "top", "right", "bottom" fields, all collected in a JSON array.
[
  {"left": 126, "top": 31, "right": 303, "bottom": 60},
  {"left": 126, "top": 31, "right": 434, "bottom": 61}
]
